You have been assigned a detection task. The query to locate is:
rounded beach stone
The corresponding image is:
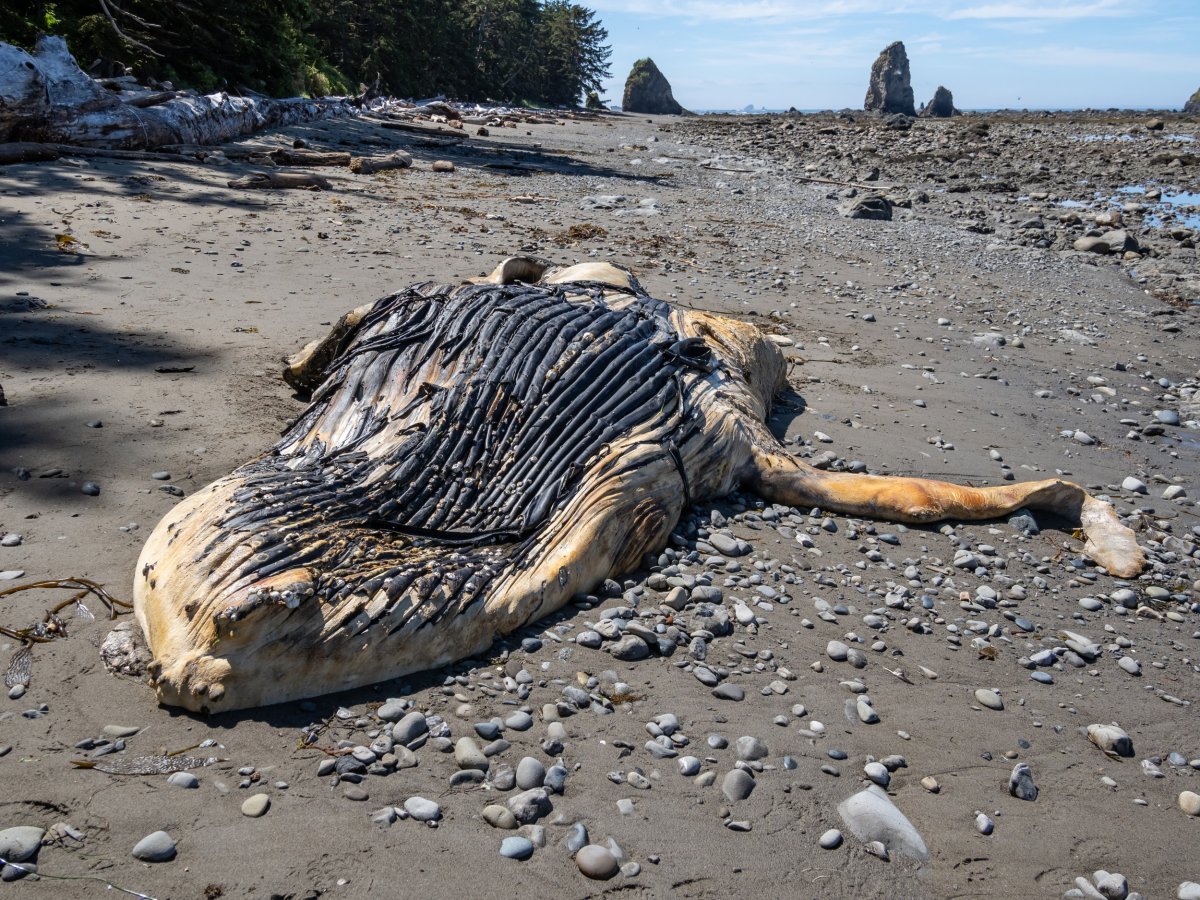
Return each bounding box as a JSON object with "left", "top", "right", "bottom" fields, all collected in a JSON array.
[
  {"left": 131, "top": 830, "right": 177, "bottom": 862},
  {"left": 0, "top": 826, "right": 45, "bottom": 863},
  {"left": 499, "top": 836, "right": 534, "bottom": 859},
  {"left": 576, "top": 844, "right": 620, "bottom": 880},
  {"left": 1179, "top": 790, "right": 1200, "bottom": 817},
  {"left": 819, "top": 828, "right": 843, "bottom": 849},
  {"left": 241, "top": 793, "right": 271, "bottom": 817},
  {"left": 974, "top": 688, "right": 1003, "bottom": 710}
]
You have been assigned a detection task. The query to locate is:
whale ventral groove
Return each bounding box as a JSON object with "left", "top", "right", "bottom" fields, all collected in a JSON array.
[{"left": 133, "top": 257, "right": 1145, "bottom": 712}]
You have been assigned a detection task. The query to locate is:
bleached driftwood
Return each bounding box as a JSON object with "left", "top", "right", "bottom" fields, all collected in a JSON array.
[
  {"left": 0, "top": 36, "right": 354, "bottom": 150},
  {"left": 349, "top": 149, "right": 412, "bottom": 174},
  {"left": 269, "top": 147, "right": 351, "bottom": 167}
]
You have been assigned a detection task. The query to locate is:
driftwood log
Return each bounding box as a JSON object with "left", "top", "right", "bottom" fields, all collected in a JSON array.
[
  {"left": 0, "top": 36, "right": 353, "bottom": 150},
  {"left": 227, "top": 171, "right": 331, "bottom": 190},
  {"left": 0, "top": 141, "right": 60, "bottom": 165},
  {"left": 349, "top": 149, "right": 412, "bottom": 174},
  {"left": 132, "top": 258, "right": 1145, "bottom": 712},
  {"left": 269, "top": 148, "right": 351, "bottom": 167}
]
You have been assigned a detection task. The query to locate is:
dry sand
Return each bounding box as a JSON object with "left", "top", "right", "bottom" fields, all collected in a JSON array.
[{"left": 1, "top": 110, "right": 1198, "bottom": 899}]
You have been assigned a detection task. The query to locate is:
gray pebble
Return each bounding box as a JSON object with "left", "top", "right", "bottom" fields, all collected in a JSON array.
[
  {"left": 712, "top": 684, "right": 744, "bottom": 701},
  {"left": 819, "top": 828, "right": 843, "bottom": 849},
  {"left": 504, "top": 711, "right": 533, "bottom": 731},
  {"left": 544, "top": 765, "right": 567, "bottom": 794},
  {"left": 80, "top": 482, "right": 101, "bottom": 496},
  {"left": 0, "top": 827, "right": 45, "bottom": 863},
  {"left": 576, "top": 844, "right": 619, "bottom": 879},
  {"left": 974, "top": 688, "right": 1004, "bottom": 711},
  {"left": 492, "top": 763, "right": 516, "bottom": 791},
  {"left": 450, "top": 769, "right": 485, "bottom": 788},
  {"left": 166, "top": 772, "right": 198, "bottom": 789},
  {"left": 403, "top": 796, "right": 441, "bottom": 821},
  {"left": 506, "top": 788, "right": 551, "bottom": 824},
  {"left": 516, "top": 756, "right": 546, "bottom": 790},
  {"left": 482, "top": 805, "right": 518, "bottom": 829},
  {"left": 131, "top": 830, "right": 176, "bottom": 862},
  {"left": 1009, "top": 763, "right": 1038, "bottom": 801},
  {"left": 376, "top": 699, "right": 408, "bottom": 722},
  {"left": 1118, "top": 656, "right": 1141, "bottom": 676},
  {"left": 736, "top": 736, "right": 768, "bottom": 761},
  {"left": 499, "top": 836, "right": 534, "bottom": 859},
  {"left": 722, "top": 768, "right": 755, "bottom": 802},
  {"left": 455, "top": 737, "right": 489, "bottom": 771},
  {"left": 565, "top": 822, "right": 589, "bottom": 853},
  {"left": 151, "top": 471, "right": 172, "bottom": 481},
  {"left": 2, "top": 862, "right": 36, "bottom": 882},
  {"left": 241, "top": 793, "right": 270, "bottom": 817},
  {"left": 864, "top": 762, "right": 890, "bottom": 787},
  {"left": 1121, "top": 476, "right": 1148, "bottom": 494},
  {"left": 391, "top": 710, "right": 428, "bottom": 744},
  {"left": 609, "top": 635, "right": 650, "bottom": 661}
]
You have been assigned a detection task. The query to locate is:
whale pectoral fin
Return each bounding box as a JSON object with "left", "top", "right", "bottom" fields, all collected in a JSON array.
[
  {"left": 283, "top": 301, "right": 376, "bottom": 396},
  {"left": 745, "top": 447, "right": 1145, "bottom": 578}
]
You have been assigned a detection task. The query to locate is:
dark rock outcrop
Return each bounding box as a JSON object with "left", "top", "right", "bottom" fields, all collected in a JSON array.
[
  {"left": 622, "top": 58, "right": 684, "bottom": 115},
  {"left": 1185, "top": 87, "right": 1200, "bottom": 114},
  {"left": 921, "top": 86, "right": 958, "bottom": 118},
  {"left": 839, "top": 194, "right": 893, "bottom": 221},
  {"left": 864, "top": 41, "right": 915, "bottom": 117}
]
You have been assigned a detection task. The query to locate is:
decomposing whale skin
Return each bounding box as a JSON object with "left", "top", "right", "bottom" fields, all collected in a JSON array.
[{"left": 134, "top": 258, "right": 1144, "bottom": 712}]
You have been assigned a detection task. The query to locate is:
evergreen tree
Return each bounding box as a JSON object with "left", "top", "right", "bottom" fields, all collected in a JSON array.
[{"left": 0, "top": 0, "right": 613, "bottom": 106}]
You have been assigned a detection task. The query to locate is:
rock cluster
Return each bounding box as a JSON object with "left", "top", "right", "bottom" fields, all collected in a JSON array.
[
  {"left": 622, "top": 58, "right": 684, "bottom": 115},
  {"left": 1186, "top": 87, "right": 1200, "bottom": 115},
  {"left": 921, "top": 85, "right": 958, "bottom": 118},
  {"left": 864, "top": 41, "right": 915, "bottom": 116}
]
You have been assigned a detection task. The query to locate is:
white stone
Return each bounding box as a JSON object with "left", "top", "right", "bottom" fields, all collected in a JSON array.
[
  {"left": 836, "top": 784, "right": 928, "bottom": 861},
  {"left": 1179, "top": 790, "right": 1200, "bottom": 817}
]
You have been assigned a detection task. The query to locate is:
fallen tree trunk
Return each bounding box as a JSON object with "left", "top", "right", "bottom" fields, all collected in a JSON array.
[
  {"left": 0, "top": 142, "right": 60, "bottom": 165},
  {"left": 227, "top": 171, "right": 331, "bottom": 190},
  {"left": 349, "top": 149, "right": 412, "bottom": 174},
  {"left": 1, "top": 36, "right": 355, "bottom": 150},
  {"left": 269, "top": 148, "right": 351, "bottom": 166}
]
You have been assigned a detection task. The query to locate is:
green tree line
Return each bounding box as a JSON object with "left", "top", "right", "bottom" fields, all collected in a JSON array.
[{"left": 2, "top": 0, "right": 611, "bottom": 106}]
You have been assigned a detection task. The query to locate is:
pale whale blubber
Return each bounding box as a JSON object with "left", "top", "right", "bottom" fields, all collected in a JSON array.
[{"left": 134, "top": 258, "right": 1144, "bottom": 712}]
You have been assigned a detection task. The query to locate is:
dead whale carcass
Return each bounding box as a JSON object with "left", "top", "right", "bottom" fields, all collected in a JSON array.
[{"left": 134, "top": 258, "right": 1144, "bottom": 712}]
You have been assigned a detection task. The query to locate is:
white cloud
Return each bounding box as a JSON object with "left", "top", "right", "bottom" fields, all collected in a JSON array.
[
  {"left": 590, "top": 0, "right": 1143, "bottom": 22},
  {"left": 946, "top": 0, "right": 1130, "bottom": 19}
]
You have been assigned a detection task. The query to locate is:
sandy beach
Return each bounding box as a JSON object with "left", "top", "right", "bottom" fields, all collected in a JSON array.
[{"left": 1, "top": 108, "right": 1198, "bottom": 899}]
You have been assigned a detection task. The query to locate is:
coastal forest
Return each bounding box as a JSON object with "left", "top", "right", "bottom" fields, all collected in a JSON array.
[{"left": 2, "top": 0, "right": 612, "bottom": 106}]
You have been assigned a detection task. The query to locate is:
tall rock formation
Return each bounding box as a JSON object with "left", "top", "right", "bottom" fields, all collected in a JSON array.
[
  {"left": 1185, "top": 87, "right": 1200, "bottom": 114},
  {"left": 864, "top": 41, "right": 915, "bottom": 117},
  {"left": 921, "top": 86, "right": 958, "bottom": 118},
  {"left": 622, "top": 58, "right": 684, "bottom": 115}
]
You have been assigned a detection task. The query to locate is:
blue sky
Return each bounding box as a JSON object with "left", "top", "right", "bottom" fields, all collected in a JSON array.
[{"left": 587, "top": 1, "right": 1200, "bottom": 110}]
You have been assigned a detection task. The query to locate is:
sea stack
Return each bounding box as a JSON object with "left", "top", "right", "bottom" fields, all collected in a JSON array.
[
  {"left": 622, "top": 58, "right": 684, "bottom": 115},
  {"left": 864, "top": 41, "right": 915, "bottom": 117},
  {"left": 921, "top": 86, "right": 958, "bottom": 118},
  {"left": 1185, "top": 87, "right": 1200, "bottom": 114}
]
